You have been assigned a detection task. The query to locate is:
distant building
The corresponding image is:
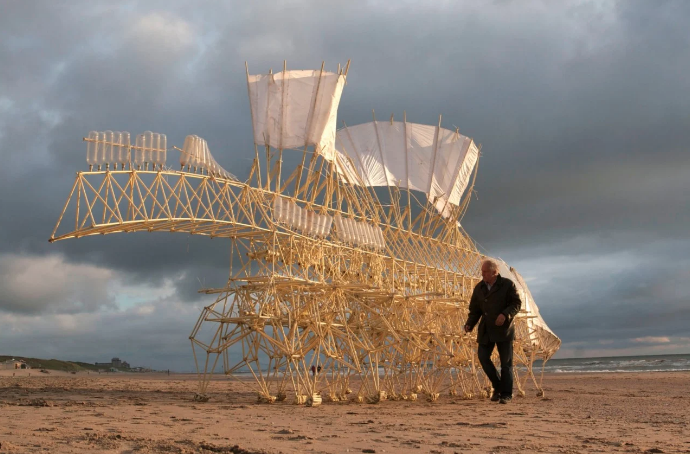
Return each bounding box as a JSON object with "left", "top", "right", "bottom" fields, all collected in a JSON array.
[
  {"left": 0, "top": 359, "right": 29, "bottom": 370},
  {"left": 95, "top": 357, "right": 130, "bottom": 370}
]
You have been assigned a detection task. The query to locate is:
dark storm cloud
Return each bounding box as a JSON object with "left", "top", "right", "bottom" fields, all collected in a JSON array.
[
  {"left": 0, "top": 296, "right": 201, "bottom": 371},
  {"left": 0, "top": 253, "right": 117, "bottom": 314},
  {"left": 1, "top": 0, "right": 689, "bottom": 362}
]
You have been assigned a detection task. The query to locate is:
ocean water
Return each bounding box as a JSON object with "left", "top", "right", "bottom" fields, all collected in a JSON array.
[
  {"left": 536, "top": 353, "right": 690, "bottom": 373},
  {"left": 215, "top": 354, "right": 690, "bottom": 376}
]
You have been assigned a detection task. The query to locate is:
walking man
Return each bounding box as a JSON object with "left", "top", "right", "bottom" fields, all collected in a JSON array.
[{"left": 464, "top": 258, "right": 522, "bottom": 404}]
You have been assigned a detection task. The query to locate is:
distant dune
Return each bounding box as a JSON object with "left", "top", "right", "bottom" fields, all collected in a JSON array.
[{"left": 0, "top": 355, "right": 101, "bottom": 372}]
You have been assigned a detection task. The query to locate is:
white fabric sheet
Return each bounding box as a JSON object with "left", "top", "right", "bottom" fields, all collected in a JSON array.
[
  {"left": 334, "top": 121, "right": 479, "bottom": 218},
  {"left": 247, "top": 70, "right": 346, "bottom": 157},
  {"left": 494, "top": 259, "right": 559, "bottom": 345}
]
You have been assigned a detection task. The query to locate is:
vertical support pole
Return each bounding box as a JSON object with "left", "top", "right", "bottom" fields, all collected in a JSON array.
[
  {"left": 403, "top": 111, "right": 412, "bottom": 231},
  {"left": 265, "top": 144, "right": 271, "bottom": 191},
  {"left": 372, "top": 111, "right": 396, "bottom": 225},
  {"left": 294, "top": 146, "right": 308, "bottom": 198},
  {"left": 254, "top": 145, "right": 262, "bottom": 189},
  {"left": 297, "top": 61, "right": 325, "bottom": 198},
  {"left": 421, "top": 114, "right": 442, "bottom": 236},
  {"left": 75, "top": 175, "right": 82, "bottom": 232},
  {"left": 102, "top": 173, "right": 109, "bottom": 225}
]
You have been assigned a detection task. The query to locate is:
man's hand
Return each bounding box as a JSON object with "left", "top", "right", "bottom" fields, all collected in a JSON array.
[
  {"left": 464, "top": 324, "right": 472, "bottom": 333},
  {"left": 495, "top": 314, "right": 506, "bottom": 326}
]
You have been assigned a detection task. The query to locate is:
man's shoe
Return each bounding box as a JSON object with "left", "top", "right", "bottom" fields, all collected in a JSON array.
[
  {"left": 490, "top": 391, "right": 501, "bottom": 402},
  {"left": 499, "top": 396, "right": 512, "bottom": 404}
]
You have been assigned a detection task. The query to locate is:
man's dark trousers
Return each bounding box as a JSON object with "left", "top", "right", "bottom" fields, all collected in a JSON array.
[{"left": 477, "top": 340, "right": 513, "bottom": 397}]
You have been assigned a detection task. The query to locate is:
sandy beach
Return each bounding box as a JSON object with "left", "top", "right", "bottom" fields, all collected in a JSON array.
[{"left": 0, "top": 370, "right": 688, "bottom": 453}]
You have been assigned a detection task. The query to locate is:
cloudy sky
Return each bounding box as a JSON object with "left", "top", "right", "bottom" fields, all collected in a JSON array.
[{"left": 1, "top": 0, "right": 689, "bottom": 371}]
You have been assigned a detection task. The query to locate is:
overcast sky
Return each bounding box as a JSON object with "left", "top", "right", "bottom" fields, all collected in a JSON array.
[{"left": 1, "top": 0, "right": 689, "bottom": 371}]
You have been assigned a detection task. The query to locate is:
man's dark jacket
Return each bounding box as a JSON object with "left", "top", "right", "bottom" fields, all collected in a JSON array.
[{"left": 466, "top": 274, "right": 522, "bottom": 344}]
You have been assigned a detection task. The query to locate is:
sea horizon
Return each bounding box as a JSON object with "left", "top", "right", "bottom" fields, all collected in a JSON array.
[
  {"left": 201, "top": 352, "right": 690, "bottom": 376},
  {"left": 553, "top": 352, "right": 690, "bottom": 361},
  {"left": 535, "top": 352, "right": 690, "bottom": 373}
]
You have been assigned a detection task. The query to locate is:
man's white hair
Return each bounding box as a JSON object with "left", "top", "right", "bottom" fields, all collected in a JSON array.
[{"left": 481, "top": 258, "right": 500, "bottom": 272}]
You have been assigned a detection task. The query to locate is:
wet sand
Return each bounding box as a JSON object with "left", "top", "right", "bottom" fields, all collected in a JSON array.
[{"left": 0, "top": 370, "right": 688, "bottom": 453}]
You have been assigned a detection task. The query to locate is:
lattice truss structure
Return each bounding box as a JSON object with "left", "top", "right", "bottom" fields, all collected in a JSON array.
[{"left": 50, "top": 61, "right": 561, "bottom": 405}]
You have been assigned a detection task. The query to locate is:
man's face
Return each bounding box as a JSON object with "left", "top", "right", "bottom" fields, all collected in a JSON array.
[{"left": 481, "top": 263, "right": 498, "bottom": 284}]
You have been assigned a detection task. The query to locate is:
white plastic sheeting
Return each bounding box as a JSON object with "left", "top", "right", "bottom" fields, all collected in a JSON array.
[
  {"left": 333, "top": 215, "right": 386, "bottom": 250},
  {"left": 334, "top": 121, "right": 479, "bottom": 218},
  {"left": 493, "top": 258, "right": 558, "bottom": 346},
  {"left": 86, "top": 130, "right": 131, "bottom": 170},
  {"left": 247, "top": 69, "right": 346, "bottom": 157},
  {"left": 180, "top": 135, "right": 236, "bottom": 180},
  {"left": 273, "top": 196, "right": 333, "bottom": 238}
]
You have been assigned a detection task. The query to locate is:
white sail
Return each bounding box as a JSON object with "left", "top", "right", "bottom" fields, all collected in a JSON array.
[
  {"left": 334, "top": 121, "right": 479, "bottom": 218},
  {"left": 247, "top": 68, "right": 346, "bottom": 157},
  {"left": 494, "top": 259, "right": 560, "bottom": 353}
]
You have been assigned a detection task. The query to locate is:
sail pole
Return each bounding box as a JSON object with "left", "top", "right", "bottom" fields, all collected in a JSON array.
[
  {"left": 245, "top": 61, "right": 257, "bottom": 148},
  {"left": 422, "top": 114, "right": 442, "bottom": 236},
  {"left": 372, "top": 110, "right": 395, "bottom": 222},
  {"left": 435, "top": 128, "right": 467, "bottom": 225},
  {"left": 276, "top": 150, "right": 283, "bottom": 194},
  {"left": 254, "top": 143, "right": 262, "bottom": 189},
  {"left": 458, "top": 143, "right": 481, "bottom": 222},
  {"left": 403, "top": 111, "right": 412, "bottom": 231},
  {"left": 294, "top": 61, "right": 325, "bottom": 199},
  {"left": 338, "top": 123, "right": 377, "bottom": 217},
  {"left": 245, "top": 61, "right": 262, "bottom": 187},
  {"left": 264, "top": 143, "right": 270, "bottom": 190},
  {"left": 272, "top": 60, "right": 288, "bottom": 191}
]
